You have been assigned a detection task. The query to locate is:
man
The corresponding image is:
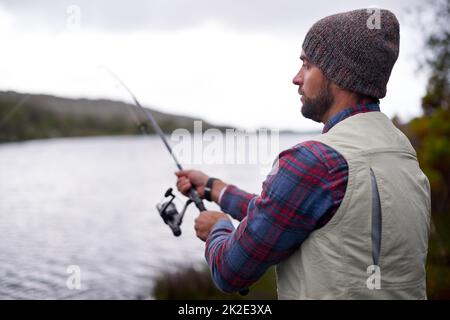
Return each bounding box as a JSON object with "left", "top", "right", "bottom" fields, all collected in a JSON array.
[{"left": 176, "top": 9, "right": 431, "bottom": 299}]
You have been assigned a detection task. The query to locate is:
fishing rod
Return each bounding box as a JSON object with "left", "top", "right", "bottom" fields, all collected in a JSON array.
[
  {"left": 104, "top": 68, "right": 205, "bottom": 237},
  {"left": 104, "top": 68, "right": 249, "bottom": 296}
]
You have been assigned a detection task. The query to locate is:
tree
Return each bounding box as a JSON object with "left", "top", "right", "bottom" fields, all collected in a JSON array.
[
  {"left": 406, "top": 0, "right": 450, "bottom": 214},
  {"left": 421, "top": 0, "right": 450, "bottom": 115}
]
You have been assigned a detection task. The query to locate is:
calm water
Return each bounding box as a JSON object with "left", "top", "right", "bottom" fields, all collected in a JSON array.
[{"left": 0, "top": 134, "right": 312, "bottom": 299}]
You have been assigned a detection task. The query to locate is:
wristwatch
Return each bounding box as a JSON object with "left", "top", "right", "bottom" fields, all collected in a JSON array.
[{"left": 204, "top": 177, "right": 218, "bottom": 202}]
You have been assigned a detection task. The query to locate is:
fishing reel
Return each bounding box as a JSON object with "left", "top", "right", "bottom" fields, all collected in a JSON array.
[
  {"left": 156, "top": 187, "right": 250, "bottom": 296},
  {"left": 156, "top": 188, "right": 193, "bottom": 237}
]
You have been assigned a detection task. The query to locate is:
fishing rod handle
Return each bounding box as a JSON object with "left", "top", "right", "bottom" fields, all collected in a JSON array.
[{"left": 188, "top": 188, "right": 206, "bottom": 211}]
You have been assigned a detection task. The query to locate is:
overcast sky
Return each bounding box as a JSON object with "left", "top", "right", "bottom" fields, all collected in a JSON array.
[{"left": 0, "top": 0, "right": 429, "bottom": 131}]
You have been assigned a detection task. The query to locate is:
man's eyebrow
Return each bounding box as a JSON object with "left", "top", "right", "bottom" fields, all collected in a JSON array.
[{"left": 300, "top": 55, "right": 309, "bottom": 62}]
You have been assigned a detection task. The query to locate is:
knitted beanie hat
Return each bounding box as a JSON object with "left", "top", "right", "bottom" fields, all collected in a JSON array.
[{"left": 302, "top": 8, "right": 400, "bottom": 99}]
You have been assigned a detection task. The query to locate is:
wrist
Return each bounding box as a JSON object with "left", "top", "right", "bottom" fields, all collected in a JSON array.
[
  {"left": 204, "top": 177, "right": 217, "bottom": 202},
  {"left": 211, "top": 179, "right": 227, "bottom": 204},
  {"left": 204, "top": 177, "right": 227, "bottom": 203}
]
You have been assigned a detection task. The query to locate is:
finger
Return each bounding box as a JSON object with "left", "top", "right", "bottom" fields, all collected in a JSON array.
[
  {"left": 176, "top": 179, "right": 186, "bottom": 190},
  {"left": 180, "top": 187, "right": 191, "bottom": 196},
  {"left": 175, "top": 170, "right": 192, "bottom": 177},
  {"left": 180, "top": 183, "right": 192, "bottom": 194},
  {"left": 176, "top": 176, "right": 188, "bottom": 183},
  {"left": 194, "top": 218, "right": 200, "bottom": 230},
  {"left": 197, "top": 231, "right": 207, "bottom": 242},
  {"left": 180, "top": 179, "right": 191, "bottom": 188},
  {"left": 176, "top": 177, "right": 190, "bottom": 189},
  {"left": 175, "top": 171, "right": 184, "bottom": 177},
  {"left": 176, "top": 177, "right": 187, "bottom": 187}
]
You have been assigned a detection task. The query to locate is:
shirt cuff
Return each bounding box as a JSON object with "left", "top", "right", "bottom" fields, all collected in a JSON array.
[
  {"left": 211, "top": 218, "right": 235, "bottom": 235},
  {"left": 217, "top": 184, "right": 229, "bottom": 206}
]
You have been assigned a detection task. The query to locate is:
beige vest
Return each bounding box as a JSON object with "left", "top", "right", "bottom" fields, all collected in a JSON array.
[{"left": 276, "top": 111, "right": 431, "bottom": 299}]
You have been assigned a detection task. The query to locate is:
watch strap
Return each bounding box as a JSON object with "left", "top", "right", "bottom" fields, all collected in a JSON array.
[{"left": 204, "top": 177, "right": 218, "bottom": 202}]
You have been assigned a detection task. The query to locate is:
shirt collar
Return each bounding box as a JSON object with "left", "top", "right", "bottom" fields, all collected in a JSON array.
[{"left": 322, "top": 102, "right": 380, "bottom": 134}]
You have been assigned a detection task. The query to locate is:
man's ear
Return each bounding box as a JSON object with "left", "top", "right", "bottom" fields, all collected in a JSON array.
[
  {"left": 332, "top": 82, "right": 355, "bottom": 101},
  {"left": 329, "top": 81, "right": 341, "bottom": 95}
]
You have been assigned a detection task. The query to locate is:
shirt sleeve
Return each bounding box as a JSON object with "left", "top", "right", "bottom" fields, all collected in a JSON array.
[
  {"left": 205, "top": 142, "right": 347, "bottom": 293},
  {"left": 219, "top": 185, "right": 257, "bottom": 221}
]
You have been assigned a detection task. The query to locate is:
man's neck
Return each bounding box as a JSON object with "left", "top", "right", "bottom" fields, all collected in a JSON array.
[{"left": 322, "top": 99, "right": 358, "bottom": 124}]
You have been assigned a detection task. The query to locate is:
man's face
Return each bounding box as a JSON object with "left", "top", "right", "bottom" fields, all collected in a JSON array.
[{"left": 292, "top": 50, "right": 334, "bottom": 123}]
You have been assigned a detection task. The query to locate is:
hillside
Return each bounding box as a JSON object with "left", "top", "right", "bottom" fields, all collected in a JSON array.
[{"left": 0, "top": 91, "right": 231, "bottom": 143}]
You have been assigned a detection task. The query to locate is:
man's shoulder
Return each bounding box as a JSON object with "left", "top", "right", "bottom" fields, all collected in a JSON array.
[
  {"left": 283, "top": 139, "right": 335, "bottom": 159},
  {"left": 278, "top": 140, "right": 347, "bottom": 172}
]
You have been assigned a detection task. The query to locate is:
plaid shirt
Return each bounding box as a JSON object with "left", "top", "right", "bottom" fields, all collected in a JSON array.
[{"left": 206, "top": 103, "right": 381, "bottom": 293}]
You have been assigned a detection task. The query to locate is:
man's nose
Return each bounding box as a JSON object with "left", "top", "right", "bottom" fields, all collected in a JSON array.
[{"left": 292, "top": 70, "right": 303, "bottom": 86}]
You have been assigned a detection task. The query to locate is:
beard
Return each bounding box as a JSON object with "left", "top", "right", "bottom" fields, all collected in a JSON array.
[{"left": 300, "top": 80, "right": 334, "bottom": 123}]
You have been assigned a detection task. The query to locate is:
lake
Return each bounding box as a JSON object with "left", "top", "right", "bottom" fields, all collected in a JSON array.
[{"left": 0, "top": 133, "right": 314, "bottom": 299}]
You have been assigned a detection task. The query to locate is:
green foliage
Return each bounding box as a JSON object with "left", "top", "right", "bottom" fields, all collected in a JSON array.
[
  {"left": 400, "top": 0, "right": 450, "bottom": 300},
  {"left": 0, "top": 99, "right": 140, "bottom": 143},
  {"left": 405, "top": 109, "right": 450, "bottom": 213},
  {"left": 0, "top": 92, "right": 232, "bottom": 143},
  {"left": 426, "top": 213, "right": 450, "bottom": 299},
  {"left": 403, "top": 0, "right": 450, "bottom": 215},
  {"left": 152, "top": 264, "right": 277, "bottom": 300},
  {"left": 421, "top": 0, "right": 450, "bottom": 115}
]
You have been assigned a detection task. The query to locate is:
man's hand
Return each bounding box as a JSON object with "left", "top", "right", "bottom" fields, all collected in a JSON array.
[
  {"left": 175, "top": 170, "right": 228, "bottom": 203},
  {"left": 194, "top": 211, "right": 230, "bottom": 241},
  {"left": 175, "top": 170, "right": 209, "bottom": 198}
]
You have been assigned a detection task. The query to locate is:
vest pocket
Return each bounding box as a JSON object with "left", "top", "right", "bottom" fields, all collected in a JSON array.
[{"left": 370, "top": 167, "right": 382, "bottom": 266}]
